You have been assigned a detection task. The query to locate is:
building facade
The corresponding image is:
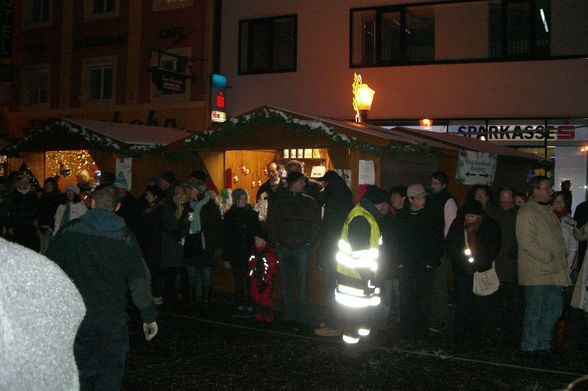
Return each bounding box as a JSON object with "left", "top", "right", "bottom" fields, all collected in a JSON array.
[
  {"left": 7, "top": 0, "right": 216, "bottom": 139},
  {"left": 220, "top": 0, "right": 588, "bottom": 209}
]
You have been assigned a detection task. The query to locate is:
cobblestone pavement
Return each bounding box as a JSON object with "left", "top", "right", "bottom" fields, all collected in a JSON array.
[{"left": 122, "top": 300, "right": 587, "bottom": 391}]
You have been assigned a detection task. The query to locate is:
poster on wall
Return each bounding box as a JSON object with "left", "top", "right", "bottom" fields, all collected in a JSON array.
[
  {"left": 358, "top": 160, "right": 375, "bottom": 185},
  {"left": 455, "top": 151, "right": 497, "bottom": 186},
  {"left": 115, "top": 157, "right": 132, "bottom": 190}
]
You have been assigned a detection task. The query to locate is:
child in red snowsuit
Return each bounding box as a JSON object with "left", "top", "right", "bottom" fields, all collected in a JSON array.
[{"left": 248, "top": 232, "right": 279, "bottom": 324}]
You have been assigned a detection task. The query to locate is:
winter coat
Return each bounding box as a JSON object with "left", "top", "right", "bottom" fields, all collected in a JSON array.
[
  {"left": 571, "top": 224, "right": 588, "bottom": 312},
  {"left": 446, "top": 215, "right": 501, "bottom": 276},
  {"left": 135, "top": 202, "right": 164, "bottom": 270},
  {"left": 256, "top": 179, "right": 284, "bottom": 202},
  {"left": 427, "top": 187, "right": 458, "bottom": 238},
  {"left": 116, "top": 192, "right": 142, "bottom": 235},
  {"left": 53, "top": 202, "right": 88, "bottom": 236},
  {"left": 558, "top": 213, "right": 578, "bottom": 272},
  {"left": 390, "top": 207, "right": 444, "bottom": 272},
  {"left": 223, "top": 204, "right": 261, "bottom": 267},
  {"left": 516, "top": 199, "right": 571, "bottom": 287},
  {"left": 316, "top": 174, "right": 354, "bottom": 267},
  {"left": 196, "top": 199, "right": 223, "bottom": 267},
  {"left": 46, "top": 208, "right": 156, "bottom": 323},
  {"left": 160, "top": 199, "right": 188, "bottom": 269},
  {"left": 486, "top": 205, "right": 519, "bottom": 283},
  {"left": 7, "top": 190, "right": 39, "bottom": 230},
  {"left": 266, "top": 190, "right": 321, "bottom": 249},
  {"left": 38, "top": 190, "right": 62, "bottom": 230}
]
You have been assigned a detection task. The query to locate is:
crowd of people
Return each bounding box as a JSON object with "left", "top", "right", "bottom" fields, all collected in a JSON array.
[{"left": 2, "top": 162, "right": 588, "bottom": 388}]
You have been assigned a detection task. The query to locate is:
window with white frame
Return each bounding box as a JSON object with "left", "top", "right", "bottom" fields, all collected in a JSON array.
[
  {"left": 153, "top": 0, "right": 193, "bottom": 12},
  {"left": 84, "top": 0, "right": 118, "bottom": 20},
  {"left": 23, "top": 0, "right": 52, "bottom": 28},
  {"left": 20, "top": 64, "right": 49, "bottom": 107},
  {"left": 150, "top": 48, "right": 191, "bottom": 100},
  {"left": 82, "top": 56, "right": 116, "bottom": 104}
]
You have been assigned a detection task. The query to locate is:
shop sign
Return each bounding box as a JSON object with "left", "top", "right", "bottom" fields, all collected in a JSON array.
[
  {"left": 450, "top": 125, "right": 556, "bottom": 141},
  {"left": 455, "top": 151, "right": 497, "bottom": 186},
  {"left": 210, "top": 74, "right": 227, "bottom": 123},
  {"left": 150, "top": 68, "right": 187, "bottom": 94}
]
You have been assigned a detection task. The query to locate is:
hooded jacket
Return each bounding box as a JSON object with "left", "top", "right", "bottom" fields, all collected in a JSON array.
[{"left": 46, "top": 208, "right": 156, "bottom": 323}]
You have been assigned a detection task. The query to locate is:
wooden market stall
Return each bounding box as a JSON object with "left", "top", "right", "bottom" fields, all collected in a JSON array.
[
  {"left": 3, "top": 118, "right": 203, "bottom": 194},
  {"left": 165, "top": 106, "right": 540, "bottom": 303}
]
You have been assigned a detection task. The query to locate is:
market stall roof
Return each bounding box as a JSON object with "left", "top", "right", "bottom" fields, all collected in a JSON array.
[
  {"left": 4, "top": 118, "right": 190, "bottom": 155},
  {"left": 165, "top": 106, "right": 539, "bottom": 160},
  {"left": 390, "top": 126, "right": 539, "bottom": 160}
]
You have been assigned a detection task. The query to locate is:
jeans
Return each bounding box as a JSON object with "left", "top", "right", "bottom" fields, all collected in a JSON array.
[
  {"left": 38, "top": 228, "right": 53, "bottom": 254},
  {"left": 521, "top": 285, "right": 563, "bottom": 352},
  {"left": 232, "top": 265, "right": 250, "bottom": 307},
  {"left": 187, "top": 266, "right": 213, "bottom": 296},
  {"left": 75, "top": 313, "right": 129, "bottom": 391},
  {"left": 277, "top": 245, "right": 310, "bottom": 324},
  {"left": 374, "top": 279, "right": 398, "bottom": 331}
]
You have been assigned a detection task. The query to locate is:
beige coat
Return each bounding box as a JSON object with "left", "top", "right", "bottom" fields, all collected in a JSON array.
[
  {"left": 516, "top": 199, "right": 571, "bottom": 286},
  {"left": 571, "top": 225, "right": 588, "bottom": 312}
]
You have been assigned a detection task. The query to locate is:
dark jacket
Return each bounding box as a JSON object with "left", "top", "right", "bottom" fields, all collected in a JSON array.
[
  {"left": 317, "top": 174, "right": 354, "bottom": 265},
  {"left": 486, "top": 205, "right": 518, "bottom": 283},
  {"left": 136, "top": 202, "right": 164, "bottom": 270},
  {"left": 46, "top": 208, "right": 156, "bottom": 323},
  {"left": 390, "top": 207, "right": 445, "bottom": 272},
  {"left": 266, "top": 190, "right": 321, "bottom": 249},
  {"left": 198, "top": 199, "right": 223, "bottom": 267},
  {"left": 38, "top": 190, "right": 62, "bottom": 229},
  {"left": 116, "top": 192, "right": 142, "bottom": 235},
  {"left": 446, "top": 215, "right": 501, "bottom": 276},
  {"left": 256, "top": 179, "right": 284, "bottom": 202},
  {"left": 223, "top": 204, "right": 261, "bottom": 267},
  {"left": 7, "top": 190, "right": 39, "bottom": 229},
  {"left": 160, "top": 199, "right": 188, "bottom": 269}
]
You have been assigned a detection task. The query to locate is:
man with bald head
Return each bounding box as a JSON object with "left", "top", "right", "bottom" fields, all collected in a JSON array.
[{"left": 257, "top": 162, "right": 284, "bottom": 202}]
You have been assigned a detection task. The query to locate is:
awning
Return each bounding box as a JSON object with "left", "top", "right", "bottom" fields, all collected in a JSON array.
[{"left": 4, "top": 118, "right": 190, "bottom": 155}]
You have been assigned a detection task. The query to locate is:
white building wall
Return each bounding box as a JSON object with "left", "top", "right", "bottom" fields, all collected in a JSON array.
[{"left": 221, "top": 0, "right": 588, "bottom": 121}]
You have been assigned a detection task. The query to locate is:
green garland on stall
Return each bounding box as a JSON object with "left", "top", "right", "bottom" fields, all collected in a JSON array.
[
  {"left": 170, "top": 108, "right": 431, "bottom": 159},
  {"left": 4, "top": 120, "right": 163, "bottom": 156}
]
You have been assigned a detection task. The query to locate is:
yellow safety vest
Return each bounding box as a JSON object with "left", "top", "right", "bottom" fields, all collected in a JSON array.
[{"left": 335, "top": 204, "right": 382, "bottom": 308}]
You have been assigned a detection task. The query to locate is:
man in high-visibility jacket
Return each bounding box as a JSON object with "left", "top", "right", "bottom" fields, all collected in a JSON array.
[{"left": 335, "top": 185, "right": 390, "bottom": 344}]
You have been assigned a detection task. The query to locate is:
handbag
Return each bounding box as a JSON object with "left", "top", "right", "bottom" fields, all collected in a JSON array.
[{"left": 473, "top": 261, "right": 500, "bottom": 296}]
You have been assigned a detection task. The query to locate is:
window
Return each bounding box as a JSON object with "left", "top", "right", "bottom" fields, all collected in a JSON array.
[
  {"left": 23, "top": 0, "right": 52, "bottom": 28},
  {"left": 490, "top": 0, "right": 551, "bottom": 58},
  {"left": 351, "top": 6, "right": 434, "bottom": 66},
  {"left": 153, "top": 0, "right": 193, "bottom": 12},
  {"left": 84, "top": 0, "right": 118, "bottom": 20},
  {"left": 94, "top": 0, "right": 115, "bottom": 14},
  {"left": 20, "top": 64, "right": 49, "bottom": 107},
  {"left": 239, "top": 15, "right": 296, "bottom": 74},
  {"left": 351, "top": 1, "right": 587, "bottom": 67},
  {"left": 82, "top": 56, "right": 116, "bottom": 104}
]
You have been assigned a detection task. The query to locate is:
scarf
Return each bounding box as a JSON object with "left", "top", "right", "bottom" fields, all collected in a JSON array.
[
  {"left": 173, "top": 193, "right": 189, "bottom": 219},
  {"left": 465, "top": 217, "right": 483, "bottom": 258}
]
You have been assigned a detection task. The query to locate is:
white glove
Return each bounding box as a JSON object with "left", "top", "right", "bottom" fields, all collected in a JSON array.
[
  {"left": 143, "top": 321, "right": 158, "bottom": 341},
  {"left": 223, "top": 261, "right": 231, "bottom": 269}
]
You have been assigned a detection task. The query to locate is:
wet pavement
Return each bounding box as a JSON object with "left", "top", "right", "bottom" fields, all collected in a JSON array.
[{"left": 123, "top": 297, "right": 587, "bottom": 391}]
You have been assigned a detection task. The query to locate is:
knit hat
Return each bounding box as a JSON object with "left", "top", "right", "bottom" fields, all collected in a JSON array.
[
  {"left": 407, "top": 183, "right": 428, "bottom": 198},
  {"left": 231, "top": 188, "right": 248, "bottom": 203},
  {"left": 286, "top": 171, "right": 306, "bottom": 187},
  {"left": 65, "top": 184, "right": 80, "bottom": 195},
  {"left": 317, "top": 170, "right": 340, "bottom": 182},
  {"left": 187, "top": 178, "right": 207, "bottom": 193},
  {"left": 160, "top": 171, "right": 176, "bottom": 186},
  {"left": 462, "top": 200, "right": 485, "bottom": 216},
  {"left": 113, "top": 174, "right": 128, "bottom": 189},
  {"left": 255, "top": 228, "right": 269, "bottom": 242},
  {"left": 363, "top": 185, "right": 389, "bottom": 205}
]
